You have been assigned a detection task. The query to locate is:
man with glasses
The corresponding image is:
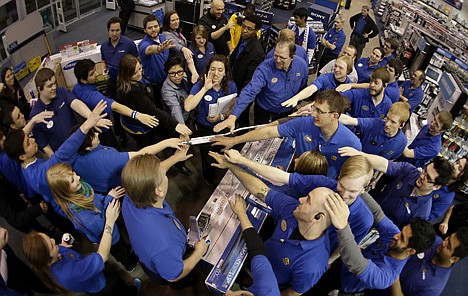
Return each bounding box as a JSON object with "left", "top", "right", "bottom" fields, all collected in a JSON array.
[
  {"left": 214, "top": 38, "right": 308, "bottom": 131},
  {"left": 212, "top": 90, "right": 362, "bottom": 179},
  {"left": 339, "top": 147, "right": 452, "bottom": 229},
  {"left": 399, "top": 69, "right": 426, "bottom": 113},
  {"left": 380, "top": 37, "right": 399, "bottom": 66},
  {"left": 229, "top": 14, "right": 265, "bottom": 127}
]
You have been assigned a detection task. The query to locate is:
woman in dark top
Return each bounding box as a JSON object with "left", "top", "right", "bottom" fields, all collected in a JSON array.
[
  {"left": 1, "top": 67, "right": 31, "bottom": 119},
  {"left": 116, "top": 54, "right": 192, "bottom": 149}
]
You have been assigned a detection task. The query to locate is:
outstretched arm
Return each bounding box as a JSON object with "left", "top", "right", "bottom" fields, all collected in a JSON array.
[
  {"left": 223, "top": 149, "right": 290, "bottom": 184},
  {"left": 210, "top": 152, "right": 270, "bottom": 202},
  {"left": 339, "top": 147, "right": 389, "bottom": 173},
  {"left": 210, "top": 125, "right": 281, "bottom": 151}
]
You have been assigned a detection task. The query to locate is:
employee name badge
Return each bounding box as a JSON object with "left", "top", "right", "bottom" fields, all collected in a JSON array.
[
  {"left": 271, "top": 77, "right": 278, "bottom": 83},
  {"left": 212, "top": 25, "right": 217, "bottom": 29},
  {"left": 204, "top": 95, "right": 213, "bottom": 102},
  {"left": 47, "top": 120, "right": 54, "bottom": 129},
  {"left": 198, "top": 54, "right": 204, "bottom": 59},
  {"left": 358, "top": 63, "right": 363, "bottom": 67}
]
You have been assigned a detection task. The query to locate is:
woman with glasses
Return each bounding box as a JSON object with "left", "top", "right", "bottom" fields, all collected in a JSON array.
[
  {"left": 184, "top": 55, "right": 237, "bottom": 184},
  {"left": 161, "top": 11, "right": 199, "bottom": 83},
  {"left": 116, "top": 54, "right": 192, "bottom": 149}
]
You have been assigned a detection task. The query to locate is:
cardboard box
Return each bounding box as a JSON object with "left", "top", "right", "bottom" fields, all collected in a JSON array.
[{"left": 60, "top": 47, "right": 102, "bottom": 87}]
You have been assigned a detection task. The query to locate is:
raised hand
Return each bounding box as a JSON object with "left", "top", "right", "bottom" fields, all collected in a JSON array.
[{"left": 108, "top": 186, "right": 125, "bottom": 199}]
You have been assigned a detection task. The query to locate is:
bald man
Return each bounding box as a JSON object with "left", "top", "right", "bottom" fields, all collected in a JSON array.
[
  {"left": 199, "top": 0, "right": 233, "bottom": 56},
  {"left": 210, "top": 152, "right": 332, "bottom": 296}
]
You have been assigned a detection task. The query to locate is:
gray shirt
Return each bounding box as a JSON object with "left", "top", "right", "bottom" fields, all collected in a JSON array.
[
  {"left": 161, "top": 77, "right": 190, "bottom": 123},
  {"left": 320, "top": 59, "right": 359, "bottom": 83}
]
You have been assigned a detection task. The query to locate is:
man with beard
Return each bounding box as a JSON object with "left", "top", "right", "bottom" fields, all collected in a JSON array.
[
  {"left": 212, "top": 90, "right": 362, "bottom": 179},
  {"left": 281, "top": 55, "right": 353, "bottom": 108},
  {"left": 210, "top": 151, "right": 332, "bottom": 295},
  {"left": 388, "top": 227, "right": 468, "bottom": 296},
  {"left": 400, "top": 111, "right": 453, "bottom": 168},
  {"left": 399, "top": 69, "right": 426, "bottom": 114},
  {"left": 339, "top": 147, "right": 452, "bottom": 229},
  {"left": 308, "top": 192, "right": 435, "bottom": 294},
  {"left": 339, "top": 101, "right": 410, "bottom": 160},
  {"left": 339, "top": 67, "right": 392, "bottom": 119},
  {"left": 213, "top": 38, "right": 308, "bottom": 131},
  {"left": 199, "top": 0, "right": 233, "bottom": 56}
]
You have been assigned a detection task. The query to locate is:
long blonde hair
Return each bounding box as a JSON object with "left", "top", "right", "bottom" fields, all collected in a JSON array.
[{"left": 46, "top": 163, "right": 97, "bottom": 224}]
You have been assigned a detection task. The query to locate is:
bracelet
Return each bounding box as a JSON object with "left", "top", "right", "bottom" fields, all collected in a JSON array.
[
  {"left": 220, "top": 113, "right": 225, "bottom": 121},
  {"left": 131, "top": 111, "right": 138, "bottom": 119}
]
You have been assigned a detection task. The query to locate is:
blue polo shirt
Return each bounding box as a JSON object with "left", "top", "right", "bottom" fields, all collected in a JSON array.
[
  {"left": 340, "top": 216, "right": 407, "bottom": 292},
  {"left": 0, "top": 152, "right": 36, "bottom": 199},
  {"left": 231, "top": 57, "right": 308, "bottom": 117},
  {"left": 385, "top": 80, "right": 400, "bottom": 103},
  {"left": 100, "top": 35, "right": 138, "bottom": 81},
  {"left": 342, "top": 88, "right": 392, "bottom": 119},
  {"left": 355, "top": 58, "right": 380, "bottom": 83},
  {"left": 51, "top": 246, "right": 105, "bottom": 293},
  {"left": 374, "top": 161, "right": 432, "bottom": 229},
  {"left": 189, "top": 80, "right": 238, "bottom": 128},
  {"left": 398, "top": 236, "right": 452, "bottom": 296},
  {"left": 122, "top": 197, "right": 187, "bottom": 281},
  {"left": 189, "top": 42, "right": 216, "bottom": 77},
  {"left": 266, "top": 45, "right": 309, "bottom": 65},
  {"left": 30, "top": 87, "right": 78, "bottom": 151},
  {"left": 73, "top": 145, "right": 129, "bottom": 193},
  {"left": 138, "top": 34, "right": 169, "bottom": 84},
  {"left": 429, "top": 186, "right": 455, "bottom": 221},
  {"left": 312, "top": 73, "right": 351, "bottom": 91},
  {"left": 324, "top": 28, "right": 346, "bottom": 55},
  {"left": 357, "top": 118, "right": 407, "bottom": 160},
  {"left": 248, "top": 255, "right": 281, "bottom": 296},
  {"left": 265, "top": 190, "right": 330, "bottom": 293},
  {"left": 72, "top": 83, "right": 114, "bottom": 115},
  {"left": 400, "top": 80, "right": 424, "bottom": 114},
  {"left": 280, "top": 174, "right": 373, "bottom": 251},
  {"left": 278, "top": 117, "right": 362, "bottom": 179},
  {"left": 380, "top": 53, "right": 396, "bottom": 66},
  {"left": 401, "top": 124, "right": 442, "bottom": 168},
  {"left": 23, "top": 129, "right": 86, "bottom": 208}
]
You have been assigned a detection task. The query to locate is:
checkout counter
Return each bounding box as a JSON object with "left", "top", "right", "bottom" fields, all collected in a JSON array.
[{"left": 189, "top": 138, "right": 294, "bottom": 294}]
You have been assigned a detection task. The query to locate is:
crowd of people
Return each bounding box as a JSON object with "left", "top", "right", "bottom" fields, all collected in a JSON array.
[{"left": 0, "top": 1, "right": 467, "bottom": 295}]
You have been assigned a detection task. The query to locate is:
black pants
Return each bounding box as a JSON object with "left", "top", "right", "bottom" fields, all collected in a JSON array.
[
  {"left": 194, "top": 123, "right": 223, "bottom": 183},
  {"left": 349, "top": 34, "right": 367, "bottom": 61},
  {"left": 118, "top": 0, "right": 135, "bottom": 35},
  {"left": 110, "top": 236, "right": 137, "bottom": 271},
  {"left": 90, "top": 271, "right": 137, "bottom": 296},
  {"left": 303, "top": 258, "right": 343, "bottom": 295},
  {"left": 253, "top": 104, "right": 292, "bottom": 125}
]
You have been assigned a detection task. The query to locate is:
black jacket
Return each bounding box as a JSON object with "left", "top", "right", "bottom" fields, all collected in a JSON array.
[
  {"left": 349, "top": 13, "right": 379, "bottom": 41},
  {"left": 229, "top": 37, "right": 265, "bottom": 90}
]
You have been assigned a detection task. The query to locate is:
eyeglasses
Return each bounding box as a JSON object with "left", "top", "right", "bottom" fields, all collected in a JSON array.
[
  {"left": 421, "top": 169, "right": 436, "bottom": 184},
  {"left": 241, "top": 24, "right": 256, "bottom": 32},
  {"left": 310, "top": 105, "right": 336, "bottom": 115},
  {"left": 168, "top": 70, "right": 185, "bottom": 77}
]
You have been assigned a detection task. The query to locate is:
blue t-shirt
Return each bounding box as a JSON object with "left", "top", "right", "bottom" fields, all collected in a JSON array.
[
  {"left": 385, "top": 80, "right": 400, "bottom": 103},
  {"left": 324, "top": 27, "right": 346, "bottom": 55},
  {"left": 266, "top": 45, "right": 309, "bottom": 65},
  {"left": 122, "top": 198, "right": 187, "bottom": 281},
  {"left": 0, "top": 152, "right": 36, "bottom": 199},
  {"left": 100, "top": 35, "right": 138, "bottom": 81},
  {"left": 248, "top": 255, "right": 281, "bottom": 296},
  {"left": 51, "top": 246, "right": 105, "bottom": 293},
  {"left": 73, "top": 145, "right": 129, "bottom": 193},
  {"left": 357, "top": 117, "right": 407, "bottom": 160},
  {"left": 265, "top": 190, "right": 330, "bottom": 293},
  {"left": 189, "top": 80, "right": 238, "bottom": 128},
  {"left": 400, "top": 80, "right": 424, "bottom": 114},
  {"left": 312, "top": 73, "right": 351, "bottom": 91},
  {"left": 401, "top": 124, "right": 442, "bottom": 168},
  {"left": 139, "top": 34, "right": 169, "bottom": 84},
  {"left": 340, "top": 217, "right": 407, "bottom": 292},
  {"left": 72, "top": 83, "right": 114, "bottom": 115},
  {"left": 30, "top": 87, "right": 78, "bottom": 151},
  {"left": 189, "top": 42, "right": 216, "bottom": 77},
  {"left": 282, "top": 173, "right": 373, "bottom": 251},
  {"left": 231, "top": 58, "right": 308, "bottom": 117},
  {"left": 398, "top": 236, "right": 452, "bottom": 296},
  {"left": 429, "top": 186, "right": 455, "bottom": 221},
  {"left": 355, "top": 58, "right": 380, "bottom": 83},
  {"left": 375, "top": 161, "right": 433, "bottom": 229},
  {"left": 278, "top": 117, "right": 362, "bottom": 179},
  {"left": 342, "top": 88, "right": 392, "bottom": 119}
]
